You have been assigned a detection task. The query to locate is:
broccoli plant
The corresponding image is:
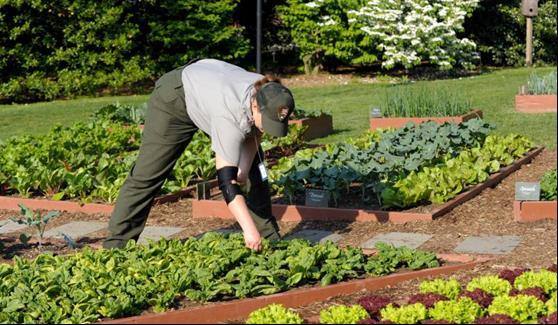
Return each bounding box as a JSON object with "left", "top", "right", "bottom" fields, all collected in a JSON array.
[{"left": 10, "top": 204, "right": 60, "bottom": 249}]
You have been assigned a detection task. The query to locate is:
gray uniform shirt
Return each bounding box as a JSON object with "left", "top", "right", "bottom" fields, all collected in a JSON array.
[{"left": 181, "top": 59, "right": 263, "bottom": 165}]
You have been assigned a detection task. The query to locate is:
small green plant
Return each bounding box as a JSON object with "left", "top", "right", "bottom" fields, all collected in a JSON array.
[
  {"left": 466, "top": 275, "right": 512, "bottom": 297},
  {"left": 420, "top": 278, "right": 462, "bottom": 299},
  {"left": 380, "top": 303, "right": 428, "bottom": 324},
  {"left": 524, "top": 71, "right": 557, "bottom": 95},
  {"left": 514, "top": 270, "right": 557, "bottom": 295},
  {"left": 540, "top": 169, "right": 557, "bottom": 201},
  {"left": 319, "top": 304, "right": 369, "bottom": 324},
  {"left": 245, "top": 304, "right": 304, "bottom": 324},
  {"left": 382, "top": 85, "right": 471, "bottom": 118},
  {"left": 428, "top": 297, "right": 485, "bottom": 324},
  {"left": 290, "top": 107, "right": 329, "bottom": 119},
  {"left": 487, "top": 295, "right": 547, "bottom": 323},
  {"left": 10, "top": 204, "right": 60, "bottom": 249}
]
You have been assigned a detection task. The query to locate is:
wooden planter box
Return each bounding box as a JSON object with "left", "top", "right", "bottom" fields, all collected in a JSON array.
[
  {"left": 192, "top": 147, "right": 543, "bottom": 223},
  {"left": 0, "top": 180, "right": 218, "bottom": 215},
  {"left": 369, "top": 109, "right": 483, "bottom": 130},
  {"left": 515, "top": 95, "right": 557, "bottom": 113},
  {"left": 513, "top": 200, "right": 557, "bottom": 222},
  {"left": 100, "top": 254, "right": 489, "bottom": 324},
  {"left": 288, "top": 114, "right": 333, "bottom": 140}
]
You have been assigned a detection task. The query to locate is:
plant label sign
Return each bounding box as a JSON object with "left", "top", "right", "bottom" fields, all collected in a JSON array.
[
  {"left": 196, "top": 181, "right": 212, "bottom": 200},
  {"left": 305, "top": 189, "right": 329, "bottom": 207},
  {"left": 515, "top": 182, "right": 541, "bottom": 201}
]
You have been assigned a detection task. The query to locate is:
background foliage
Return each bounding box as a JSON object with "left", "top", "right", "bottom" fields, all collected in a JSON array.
[{"left": 0, "top": 0, "right": 556, "bottom": 103}]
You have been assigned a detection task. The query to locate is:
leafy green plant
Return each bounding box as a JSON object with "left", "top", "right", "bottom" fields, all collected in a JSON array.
[
  {"left": 245, "top": 304, "right": 304, "bottom": 324},
  {"left": 487, "top": 295, "right": 547, "bottom": 323},
  {"left": 93, "top": 102, "right": 147, "bottom": 124},
  {"left": 290, "top": 107, "right": 330, "bottom": 119},
  {"left": 466, "top": 275, "right": 512, "bottom": 297},
  {"left": 514, "top": 270, "right": 557, "bottom": 295},
  {"left": 364, "top": 242, "right": 439, "bottom": 276},
  {"left": 524, "top": 71, "right": 558, "bottom": 95},
  {"left": 319, "top": 304, "right": 369, "bottom": 324},
  {"left": 427, "top": 297, "right": 484, "bottom": 324},
  {"left": 0, "top": 233, "right": 440, "bottom": 323},
  {"left": 546, "top": 292, "right": 557, "bottom": 314},
  {"left": 380, "top": 303, "right": 428, "bottom": 324},
  {"left": 420, "top": 279, "right": 462, "bottom": 300},
  {"left": 382, "top": 85, "right": 472, "bottom": 118},
  {"left": 540, "top": 169, "right": 557, "bottom": 201},
  {"left": 9, "top": 204, "right": 60, "bottom": 249}
]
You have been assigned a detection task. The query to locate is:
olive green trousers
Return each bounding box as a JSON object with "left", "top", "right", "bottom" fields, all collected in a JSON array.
[{"left": 103, "top": 67, "right": 280, "bottom": 249}]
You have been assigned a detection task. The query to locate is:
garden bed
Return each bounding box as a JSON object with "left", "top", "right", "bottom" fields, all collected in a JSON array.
[
  {"left": 100, "top": 253, "right": 488, "bottom": 324},
  {"left": 369, "top": 109, "right": 482, "bottom": 130},
  {"left": 515, "top": 94, "right": 557, "bottom": 113},
  {"left": 288, "top": 114, "right": 333, "bottom": 140},
  {"left": 192, "top": 147, "right": 543, "bottom": 223},
  {"left": 513, "top": 200, "right": 557, "bottom": 222}
]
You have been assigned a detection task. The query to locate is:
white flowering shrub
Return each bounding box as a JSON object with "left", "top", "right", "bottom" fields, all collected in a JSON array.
[
  {"left": 349, "top": 0, "right": 480, "bottom": 70},
  {"left": 278, "top": 0, "right": 377, "bottom": 74}
]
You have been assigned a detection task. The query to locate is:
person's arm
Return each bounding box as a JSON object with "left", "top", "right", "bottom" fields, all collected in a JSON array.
[{"left": 216, "top": 135, "right": 262, "bottom": 250}]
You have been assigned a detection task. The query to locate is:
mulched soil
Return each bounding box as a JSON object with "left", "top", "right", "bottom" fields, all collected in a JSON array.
[{"left": 0, "top": 149, "right": 556, "bottom": 322}]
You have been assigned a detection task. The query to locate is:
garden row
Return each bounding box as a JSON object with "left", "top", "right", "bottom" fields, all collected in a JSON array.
[
  {"left": 0, "top": 232, "right": 443, "bottom": 323},
  {"left": 244, "top": 265, "right": 557, "bottom": 324}
]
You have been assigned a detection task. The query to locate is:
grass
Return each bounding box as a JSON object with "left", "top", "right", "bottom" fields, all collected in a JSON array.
[{"left": 0, "top": 66, "right": 556, "bottom": 149}]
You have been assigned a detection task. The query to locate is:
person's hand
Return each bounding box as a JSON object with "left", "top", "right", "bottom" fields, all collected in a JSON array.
[{"left": 243, "top": 228, "right": 262, "bottom": 251}]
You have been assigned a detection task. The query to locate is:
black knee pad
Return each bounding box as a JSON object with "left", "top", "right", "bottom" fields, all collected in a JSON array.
[{"left": 217, "top": 166, "right": 243, "bottom": 204}]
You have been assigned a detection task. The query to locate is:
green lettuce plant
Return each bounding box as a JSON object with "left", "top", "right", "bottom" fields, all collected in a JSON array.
[
  {"left": 380, "top": 303, "right": 428, "bottom": 324},
  {"left": 245, "top": 304, "right": 304, "bottom": 324},
  {"left": 428, "top": 297, "right": 484, "bottom": 324},
  {"left": 319, "top": 304, "right": 369, "bottom": 324},
  {"left": 546, "top": 292, "right": 557, "bottom": 314},
  {"left": 420, "top": 278, "right": 462, "bottom": 300},
  {"left": 514, "top": 270, "right": 557, "bottom": 295},
  {"left": 487, "top": 295, "right": 547, "bottom": 323},
  {"left": 466, "top": 275, "right": 512, "bottom": 297},
  {"left": 540, "top": 169, "right": 557, "bottom": 201}
]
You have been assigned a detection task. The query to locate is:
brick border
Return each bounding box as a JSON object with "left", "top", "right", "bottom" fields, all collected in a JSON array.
[
  {"left": 513, "top": 200, "right": 557, "bottom": 222},
  {"left": 288, "top": 114, "right": 333, "bottom": 140},
  {"left": 369, "top": 109, "right": 483, "bottom": 130},
  {"left": 0, "top": 180, "right": 219, "bottom": 215},
  {"left": 100, "top": 254, "right": 489, "bottom": 324},
  {"left": 192, "top": 147, "right": 543, "bottom": 223},
  {"left": 515, "top": 95, "right": 557, "bottom": 113}
]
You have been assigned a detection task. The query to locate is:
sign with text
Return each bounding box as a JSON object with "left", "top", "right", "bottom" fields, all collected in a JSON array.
[
  {"left": 305, "top": 189, "right": 330, "bottom": 207},
  {"left": 196, "top": 181, "right": 212, "bottom": 200},
  {"left": 515, "top": 182, "right": 541, "bottom": 201}
]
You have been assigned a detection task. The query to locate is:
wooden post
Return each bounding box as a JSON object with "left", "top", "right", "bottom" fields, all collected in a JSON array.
[{"left": 526, "top": 16, "right": 533, "bottom": 66}]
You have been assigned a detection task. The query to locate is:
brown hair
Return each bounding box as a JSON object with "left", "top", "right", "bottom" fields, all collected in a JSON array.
[{"left": 253, "top": 74, "right": 282, "bottom": 95}]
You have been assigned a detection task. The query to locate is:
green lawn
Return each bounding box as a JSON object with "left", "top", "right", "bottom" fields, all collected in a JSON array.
[{"left": 1, "top": 66, "right": 556, "bottom": 149}]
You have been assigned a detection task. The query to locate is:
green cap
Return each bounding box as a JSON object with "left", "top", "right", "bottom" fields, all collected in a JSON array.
[{"left": 256, "top": 82, "right": 295, "bottom": 137}]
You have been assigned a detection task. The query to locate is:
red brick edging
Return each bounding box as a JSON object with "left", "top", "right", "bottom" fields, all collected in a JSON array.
[
  {"left": 369, "top": 109, "right": 483, "bottom": 130},
  {"left": 288, "top": 114, "right": 333, "bottom": 140},
  {"left": 513, "top": 200, "right": 557, "bottom": 222},
  {"left": 515, "top": 95, "right": 557, "bottom": 113},
  {"left": 100, "top": 254, "right": 488, "bottom": 324},
  {"left": 192, "top": 147, "right": 544, "bottom": 223},
  {"left": 0, "top": 180, "right": 218, "bottom": 214}
]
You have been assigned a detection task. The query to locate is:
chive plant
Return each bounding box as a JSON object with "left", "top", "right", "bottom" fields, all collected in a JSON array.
[
  {"left": 525, "top": 71, "right": 557, "bottom": 95},
  {"left": 382, "top": 85, "right": 471, "bottom": 118}
]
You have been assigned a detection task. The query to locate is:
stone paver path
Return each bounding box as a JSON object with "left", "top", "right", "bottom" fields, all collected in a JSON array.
[
  {"left": 360, "top": 232, "right": 433, "bottom": 249},
  {"left": 284, "top": 229, "right": 343, "bottom": 244},
  {"left": 44, "top": 221, "right": 106, "bottom": 239},
  {"left": 0, "top": 219, "right": 28, "bottom": 234},
  {"left": 138, "top": 226, "right": 184, "bottom": 244},
  {"left": 454, "top": 235, "right": 522, "bottom": 255}
]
